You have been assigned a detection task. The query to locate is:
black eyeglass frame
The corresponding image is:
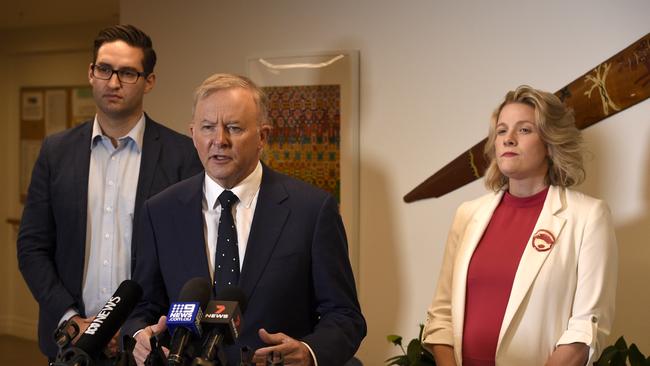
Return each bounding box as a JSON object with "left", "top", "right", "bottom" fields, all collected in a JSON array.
[{"left": 91, "top": 63, "right": 148, "bottom": 84}]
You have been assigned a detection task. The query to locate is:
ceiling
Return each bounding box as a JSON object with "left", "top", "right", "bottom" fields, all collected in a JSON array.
[{"left": 1, "top": 0, "right": 119, "bottom": 29}]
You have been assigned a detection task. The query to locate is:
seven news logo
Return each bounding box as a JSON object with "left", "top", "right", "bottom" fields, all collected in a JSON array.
[
  {"left": 204, "top": 302, "right": 233, "bottom": 320},
  {"left": 214, "top": 304, "right": 226, "bottom": 314}
]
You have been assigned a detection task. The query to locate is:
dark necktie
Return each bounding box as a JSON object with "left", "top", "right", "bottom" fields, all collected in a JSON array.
[{"left": 214, "top": 190, "right": 240, "bottom": 295}]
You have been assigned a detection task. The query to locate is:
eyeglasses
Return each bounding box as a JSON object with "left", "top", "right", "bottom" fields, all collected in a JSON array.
[{"left": 91, "top": 64, "right": 147, "bottom": 84}]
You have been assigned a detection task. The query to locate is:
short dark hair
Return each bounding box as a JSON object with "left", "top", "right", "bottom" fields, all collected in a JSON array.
[{"left": 92, "top": 24, "right": 157, "bottom": 75}]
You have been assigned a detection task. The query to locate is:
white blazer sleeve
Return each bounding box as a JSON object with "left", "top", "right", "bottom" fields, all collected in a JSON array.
[
  {"left": 422, "top": 203, "right": 469, "bottom": 346},
  {"left": 555, "top": 199, "right": 617, "bottom": 364}
]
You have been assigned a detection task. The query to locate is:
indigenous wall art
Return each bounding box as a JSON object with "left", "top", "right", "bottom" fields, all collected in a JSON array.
[
  {"left": 248, "top": 51, "right": 360, "bottom": 274},
  {"left": 263, "top": 84, "right": 341, "bottom": 200}
]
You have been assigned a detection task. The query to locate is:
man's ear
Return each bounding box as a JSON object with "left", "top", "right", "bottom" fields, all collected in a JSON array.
[
  {"left": 88, "top": 63, "right": 95, "bottom": 84},
  {"left": 189, "top": 123, "right": 198, "bottom": 146},
  {"left": 144, "top": 73, "right": 156, "bottom": 94},
  {"left": 258, "top": 125, "right": 271, "bottom": 147}
]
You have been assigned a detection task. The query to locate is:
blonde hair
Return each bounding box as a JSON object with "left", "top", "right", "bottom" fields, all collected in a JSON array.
[
  {"left": 192, "top": 73, "right": 269, "bottom": 126},
  {"left": 484, "top": 85, "right": 585, "bottom": 191}
]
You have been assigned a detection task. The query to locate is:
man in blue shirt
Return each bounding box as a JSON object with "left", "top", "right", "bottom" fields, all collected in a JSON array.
[{"left": 17, "top": 24, "right": 202, "bottom": 362}]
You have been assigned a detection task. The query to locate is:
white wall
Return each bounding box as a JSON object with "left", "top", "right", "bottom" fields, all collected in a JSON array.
[{"left": 120, "top": 1, "right": 650, "bottom": 364}]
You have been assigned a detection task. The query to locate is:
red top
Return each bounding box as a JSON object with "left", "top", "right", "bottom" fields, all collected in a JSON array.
[{"left": 462, "top": 187, "right": 548, "bottom": 366}]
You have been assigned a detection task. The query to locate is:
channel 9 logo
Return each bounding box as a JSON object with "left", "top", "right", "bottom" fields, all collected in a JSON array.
[{"left": 168, "top": 303, "right": 198, "bottom": 323}]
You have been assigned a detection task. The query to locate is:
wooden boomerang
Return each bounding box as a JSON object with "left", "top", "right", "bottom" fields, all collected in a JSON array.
[{"left": 404, "top": 32, "right": 650, "bottom": 203}]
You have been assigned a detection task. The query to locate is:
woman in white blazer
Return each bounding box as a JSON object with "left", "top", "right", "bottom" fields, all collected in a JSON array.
[{"left": 422, "top": 86, "right": 617, "bottom": 366}]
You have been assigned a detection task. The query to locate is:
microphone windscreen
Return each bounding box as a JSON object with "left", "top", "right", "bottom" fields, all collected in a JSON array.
[
  {"left": 166, "top": 277, "right": 212, "bottom": 335},
  {"left": 75, "top": 280, "right": 143, "bottom": 359},
  {"left": 202, "top": 286, "right": 246, "bottom": 344},
  {"left": 178, "top": 277, "right": 212, "bottom": 310},
  {"left": 216, "top": 286, "right": 247, "bottom": 313}
]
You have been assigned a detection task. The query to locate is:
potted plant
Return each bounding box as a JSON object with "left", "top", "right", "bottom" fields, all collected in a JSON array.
[
  {"left": 386, "top": 324, "right": 436, "bottom": 366},
  {"left": 596, "top": 336, "right": 650, "bottom": 366}
]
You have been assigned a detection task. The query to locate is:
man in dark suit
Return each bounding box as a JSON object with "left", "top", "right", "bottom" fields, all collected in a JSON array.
[
  {"left": 17, "top": 25, "right": 202, "bottom": 361},
  {"left": 125, "top": 74, "right": 366, "bottom": 365}
]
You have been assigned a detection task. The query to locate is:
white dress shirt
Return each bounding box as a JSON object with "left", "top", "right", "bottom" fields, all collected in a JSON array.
[
  {"left": 60, "top": 115, "right": 145, "bottom": 323},
  {"left": 202, "top": 161, "right": 262, "bottom": 278}
]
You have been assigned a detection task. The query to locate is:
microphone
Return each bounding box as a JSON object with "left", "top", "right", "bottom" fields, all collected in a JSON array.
[
  {"left": 113, "top": 334, "right": 137, "bottom": 366},
  {"left": 54, "top": 279, "right": 143, "bottom": 365},
  {"left": 192, "top": 286, "right": 247, "bottom": 365},
  {"left": 166, "top": 277, "right": 212, "bottom": 366}
]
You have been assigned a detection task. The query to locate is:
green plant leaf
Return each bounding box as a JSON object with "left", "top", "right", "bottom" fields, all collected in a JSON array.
[
  {"left": 612, "top": 351, "right": 627, "bottom": 365},
  {"left": 629, "top": 344, "right": 646, "bottom": 366},
  {"left": 597, "top": 345, "right": 620, "bottom": 364},
  {"left": 418, "top": 323, "right": 425, "bottom": 341},
  {"left": 385, "top": 356, "right": 403, "bottom": 362},
  {"left": 407, "top": 338, "right": 422, "bottom": 364},
  {"left": 615, "top": 336, "right": 628, "bottom": 351},
  {"left": 385, "top": 355, "right": 408, "bottom": 366},
  {"left": 388, "top": 335, "right": 403, "bottom": 347},
  {"left": 421, "top": 345, "right": 436, "bottom": 363}
]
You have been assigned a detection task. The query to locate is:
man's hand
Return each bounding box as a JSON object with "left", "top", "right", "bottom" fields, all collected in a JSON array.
[
  {"left": 252, "top": 328, "right": 314, "bottom": 366},
  {"left": 105, "top": 330, "right": 120, "bottom": 358},
  {"left": 69, "top": 315, "right": 95, "bottom": 343},
  {"left": 69, "top": 315, "right": 120, "bottom": 358},
  {"left": 133, "top": 316, "right": 168, "bottom": 366}
]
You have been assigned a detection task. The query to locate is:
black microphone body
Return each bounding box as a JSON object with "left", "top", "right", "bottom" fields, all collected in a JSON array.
[
  {"left": 51, "top": 347, "right": 92, "bottom": 366},
  {"left": 53, "top": 279, "right": 143, "bottom": 365},
  {"left": 166, "top": 277, "right": 212, "bottom": 366},
  {"left": 199, "top": 330, "right": 225, "bottom": 363},
  {"left": 144, "top": 334, "right": 167, "bottom": 366}
]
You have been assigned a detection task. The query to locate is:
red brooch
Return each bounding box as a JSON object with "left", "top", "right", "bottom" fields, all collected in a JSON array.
[{"left": 532, "top": 229, "right": 556, "bottom": 252}]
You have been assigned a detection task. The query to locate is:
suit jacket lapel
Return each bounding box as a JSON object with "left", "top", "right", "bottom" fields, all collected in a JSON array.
[
  {"left": 132, "top": 115, "right": 161, "bottom": 269},
  {"left": 134, "top": 115, "right": 161, "bottom": 225},
  {"left": 497, "top": 185, "right": 567, "bottom": 347},
  {"left": 238, "top": 166, "right": 290, "bottom": 302},
  {"left": 72, "top": 121, "right": 93, "bottom": 306},
  {"left": 176, "top": 173, "right": 212, "bottom": 280}
]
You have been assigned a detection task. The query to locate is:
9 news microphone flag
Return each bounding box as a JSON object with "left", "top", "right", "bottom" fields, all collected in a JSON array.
[{"left": 166, "top": 277, "right": 212, "bottom": 366}]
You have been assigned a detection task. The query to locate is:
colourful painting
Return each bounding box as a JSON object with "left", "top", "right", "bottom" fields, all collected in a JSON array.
[{"left": 262, "top": 85, "right": 341, "bottom": 201}]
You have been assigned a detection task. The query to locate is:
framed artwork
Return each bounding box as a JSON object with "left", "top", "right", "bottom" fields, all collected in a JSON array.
[{"left": 248, "top": 51, "right": 361, "bottom": 278}]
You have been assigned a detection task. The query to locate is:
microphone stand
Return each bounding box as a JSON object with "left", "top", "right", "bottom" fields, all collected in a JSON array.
[
  {"left": 113, "top": 335, "right": 137, "bottom": 366},
  {"left": 239, "top": 346, "right": 252, "bottom": 366},
  {"left": 190, "top": 329, "right": 227, "bottom": 366},
  {"left": 51, "top": 347, "right": 93, "bottom": 366},
  {"left": 266, "top": 352, "right": 284, "bottom": 366},
  {"left": 52, "top": 319, "right": 93, "bottom": 366},
  {"left": 144, "top": 335, "right": 166, "bottom": 366}
]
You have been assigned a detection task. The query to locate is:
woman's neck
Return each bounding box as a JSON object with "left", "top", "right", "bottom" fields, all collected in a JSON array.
[{"left": 508, "top": 177, "right": 549, "bottom": 197}]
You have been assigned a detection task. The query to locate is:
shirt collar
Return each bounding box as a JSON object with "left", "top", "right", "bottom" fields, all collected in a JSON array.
[
  {"left": 204, "top": 161, "right": 263, "bottom": 210},
  {"left": 90, "top": 114, "right": 146, "bottom": 152}
]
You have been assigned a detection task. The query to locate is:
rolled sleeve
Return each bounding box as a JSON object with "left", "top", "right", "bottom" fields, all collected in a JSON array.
[
  {"left": 556, "top": 200, "right": 617, "bottom": 364},
  {"left": 422, "top": 204, "right": 468, "bottom": 347},
  {"left": 556, "top": 316, "right": 597, "bottom": 346}
]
